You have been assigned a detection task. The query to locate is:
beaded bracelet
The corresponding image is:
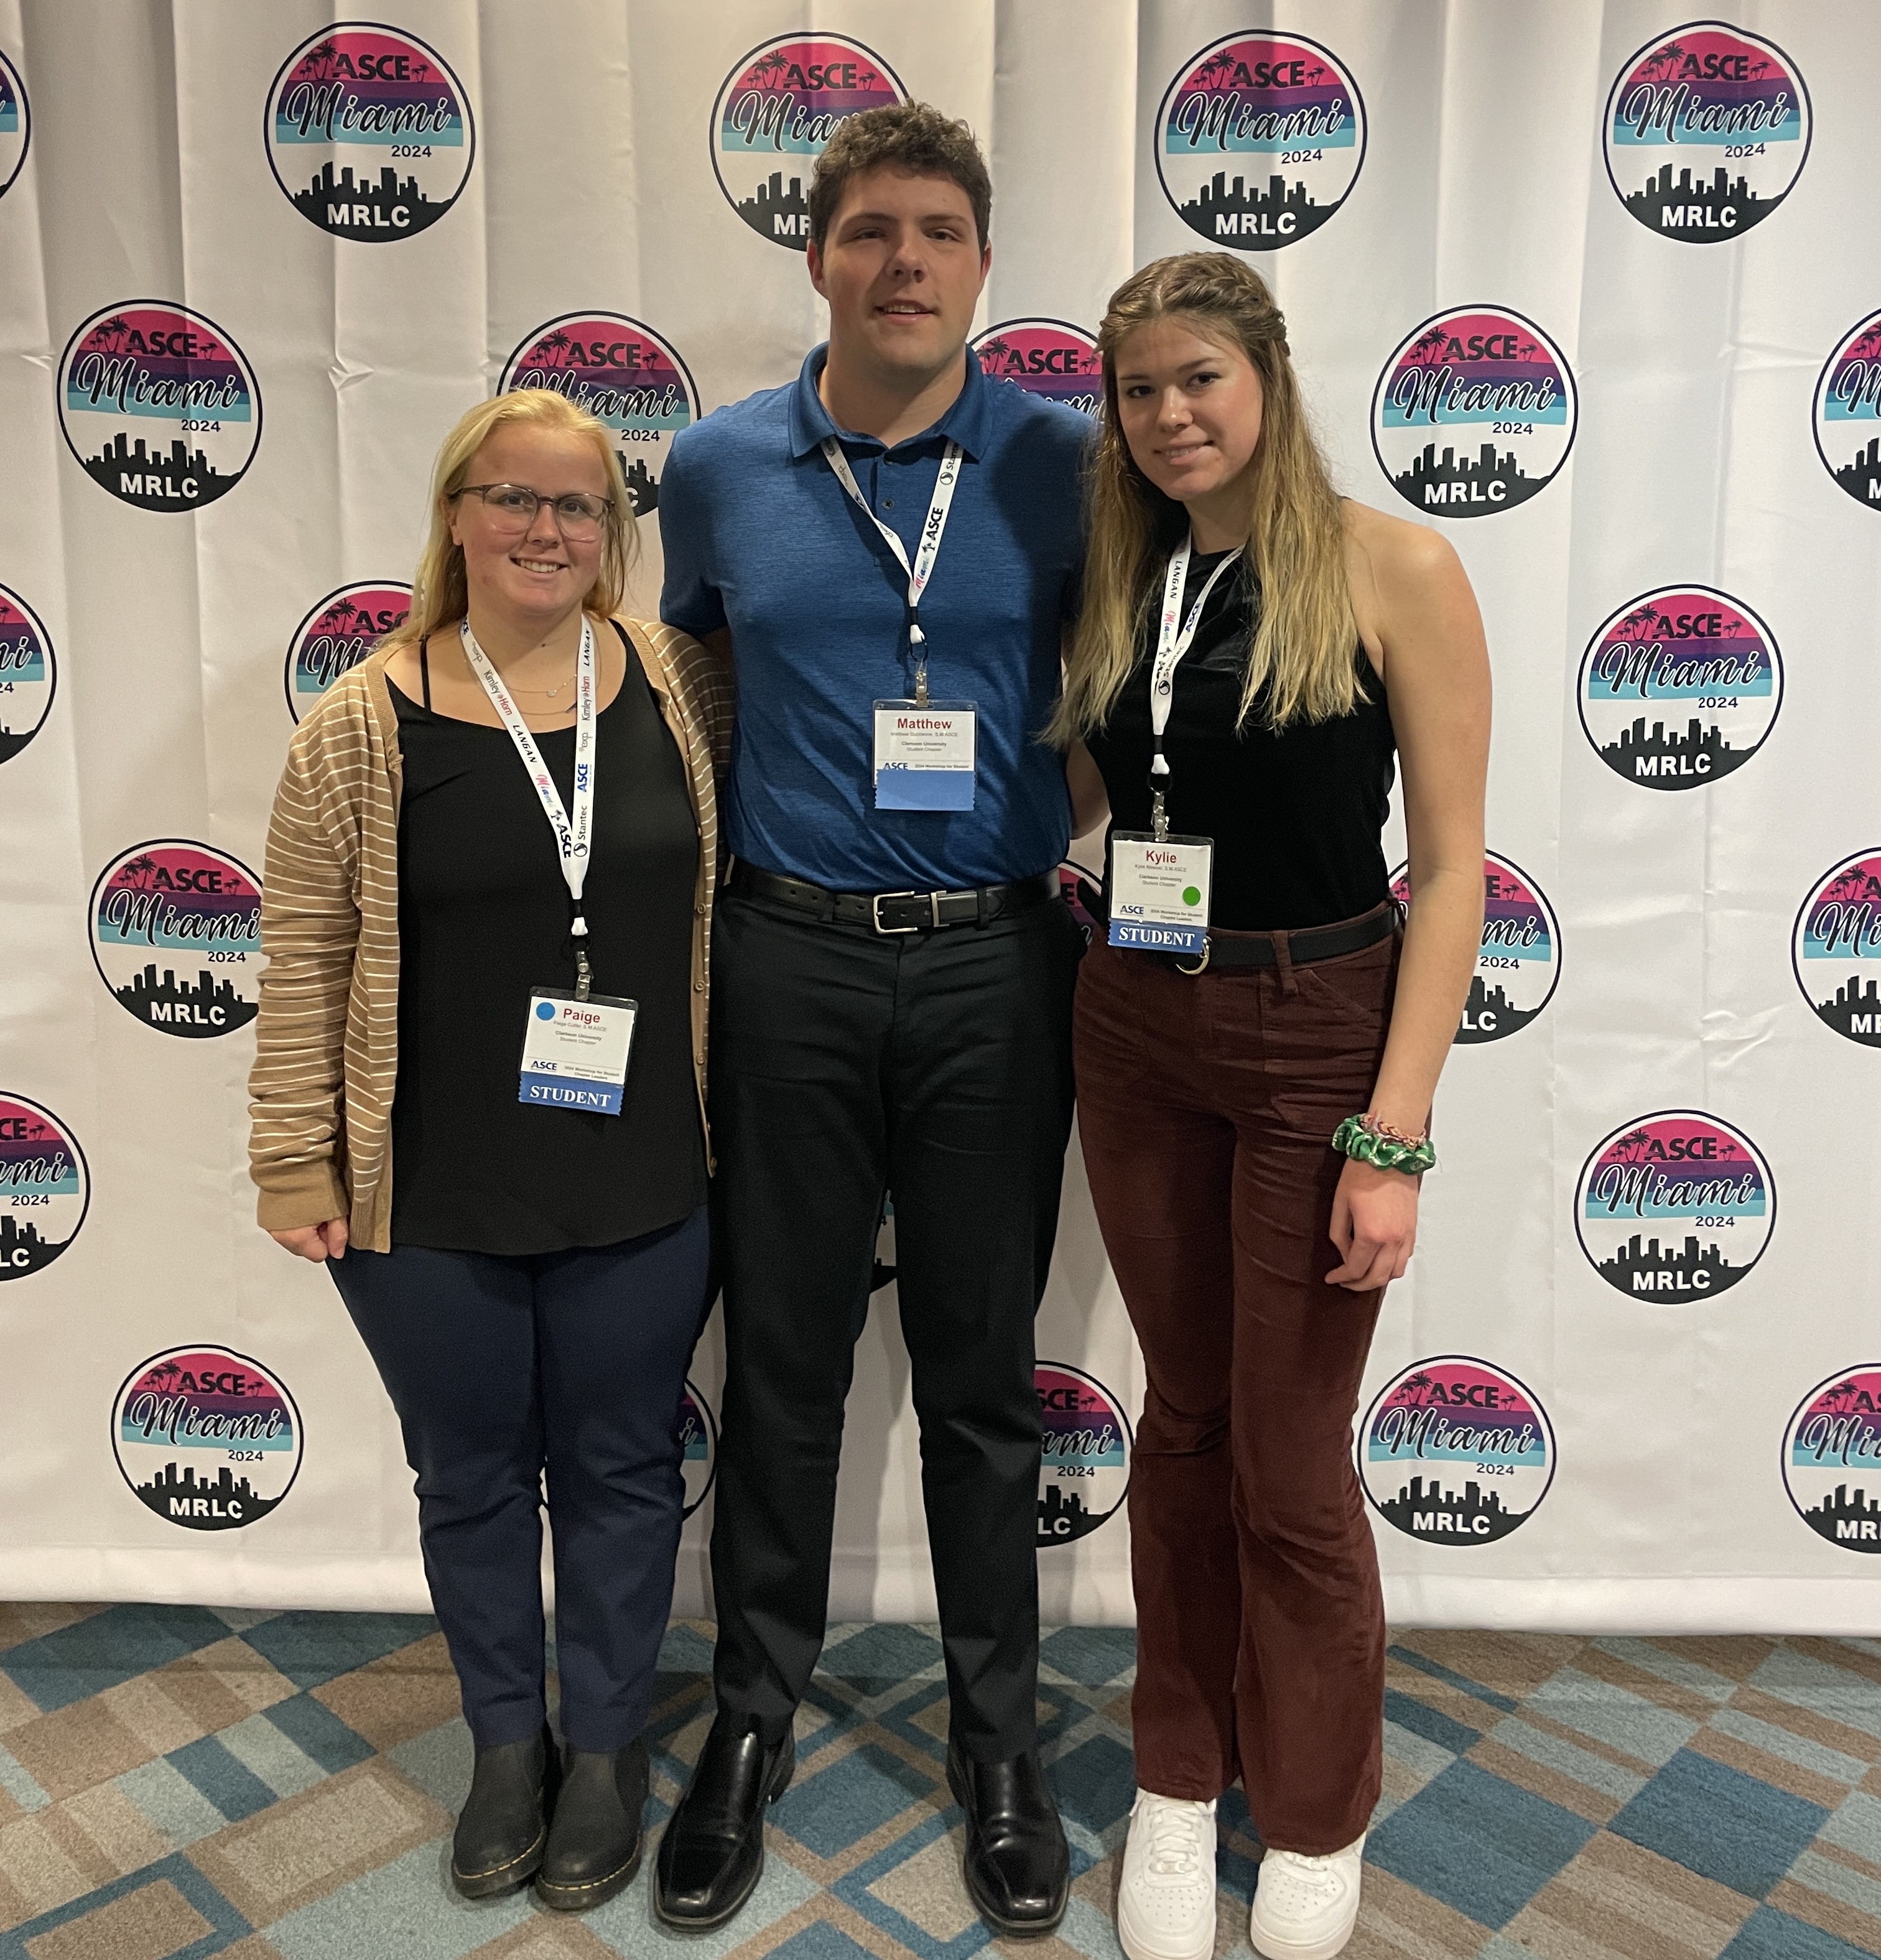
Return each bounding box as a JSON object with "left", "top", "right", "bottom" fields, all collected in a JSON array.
[{"left": 1331, "top": 1112, "right": 1436, "bottom": 1176}]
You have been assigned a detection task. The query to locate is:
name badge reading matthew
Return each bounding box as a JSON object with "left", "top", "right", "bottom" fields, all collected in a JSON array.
[
  {"left": 519, "top": 987, "right": 637, "bottom": 1114},
  {"left": 873, "top": 700, "right": 977, "bottom": 812},
  {"left": 1108, "top": 832, "right": 1214, "bottom": 956}
]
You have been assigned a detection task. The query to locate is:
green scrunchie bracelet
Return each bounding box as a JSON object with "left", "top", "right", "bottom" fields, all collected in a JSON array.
[{"left": 1332, "top": 1114, "right": 1436, "bottom": 1176}]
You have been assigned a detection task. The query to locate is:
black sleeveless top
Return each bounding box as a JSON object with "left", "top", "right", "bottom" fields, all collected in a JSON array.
[
  {"left": 386, "top": 626, "right": 705, "bottom": 1255},
  {"left": 1085, "top": 551, "right": 1396, "bottom": 931}
]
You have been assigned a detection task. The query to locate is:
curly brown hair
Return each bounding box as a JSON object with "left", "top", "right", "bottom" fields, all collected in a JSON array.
[{"left": 808, "top": 101, "right": 992, "bottom": 251}]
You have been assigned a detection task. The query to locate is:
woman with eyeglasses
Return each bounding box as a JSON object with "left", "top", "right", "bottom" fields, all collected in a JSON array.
[{"left": 248, "top": 389, "right": 730, "bottom": 1910}]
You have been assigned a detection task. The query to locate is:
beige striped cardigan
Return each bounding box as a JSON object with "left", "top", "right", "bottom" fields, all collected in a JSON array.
[{"left": 248, "top": 617, "right": 733, "bottom": 1253}]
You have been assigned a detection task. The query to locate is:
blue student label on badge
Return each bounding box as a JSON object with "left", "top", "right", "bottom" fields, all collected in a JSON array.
[{"left": 519, "top": 988, "right": 636, "bottom": 1114}]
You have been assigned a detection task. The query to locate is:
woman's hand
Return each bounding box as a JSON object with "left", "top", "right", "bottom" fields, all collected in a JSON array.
[
  {"left": 1326, "top": 1158, "right": 1418, "bottom": 1292},
  {"left": 269, "top": 1218, "right": 348, "bottom": 1263}
]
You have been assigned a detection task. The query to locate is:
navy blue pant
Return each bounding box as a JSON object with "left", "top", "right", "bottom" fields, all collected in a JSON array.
[{"left": 328, "top": 1207, "right": 712, "bottom": 1753}]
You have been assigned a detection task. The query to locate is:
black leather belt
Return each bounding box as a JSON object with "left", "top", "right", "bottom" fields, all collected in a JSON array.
[
  {"left": 1161, "top": 901, "right": 1399, "bottom": 973},
  {"left": 728, "top": 863, "right": 1059, "bottom": 935}
]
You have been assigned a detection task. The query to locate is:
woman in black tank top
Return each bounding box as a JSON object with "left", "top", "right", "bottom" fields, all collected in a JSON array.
[{"left": 1056, "top": 256, "right": 1490, "bottom": 1960}]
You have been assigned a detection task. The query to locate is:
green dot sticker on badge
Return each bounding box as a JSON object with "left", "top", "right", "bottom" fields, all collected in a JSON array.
[{"left": 1183, "top": 886, "right": 1201, "bottom": 906}]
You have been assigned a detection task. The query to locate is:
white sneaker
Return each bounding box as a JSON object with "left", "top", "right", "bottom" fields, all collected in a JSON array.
[
  {"left": 1248, "top": 1832, "right": 1365, "bottom": 1960},
  {"left": 1116, "top": 1788, "right": 1217, "bottom": 1960}
]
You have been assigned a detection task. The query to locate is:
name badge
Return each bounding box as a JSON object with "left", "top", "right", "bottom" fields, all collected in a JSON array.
[
  {"left": 519, "top": 987, "right": 636, "bottom": 1114},
  {"left": 1108, "top": 831, "right": 1213, "bottom": 955},
  {"left": 873, "top": 699, "right": 976, "bottom": 811}
]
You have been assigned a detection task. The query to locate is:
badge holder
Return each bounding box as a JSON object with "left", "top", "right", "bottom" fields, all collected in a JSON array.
[
  {"left": 873, "top": 697, "right": 977, "bottom": 811},
  {"left": 1107, "top": 831, "right": 1214, "bottom": 959},
  {"left": 519, "top": 985, "right": 638, "bottom": 1115}
]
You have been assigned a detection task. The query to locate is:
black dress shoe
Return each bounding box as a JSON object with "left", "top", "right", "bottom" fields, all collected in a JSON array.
[
  {"left": 451, "top": 1725, "right": 560, "bottom": 1898},
  {"left": 653, "top": 1713, "right": 795, "bottom": 1928},
  {"left": 946, "top": 1742, "right": 1070, "bottom": 1937},
  {"left": 535, "top": 1737, "right": 649, "bottom": 1911}
]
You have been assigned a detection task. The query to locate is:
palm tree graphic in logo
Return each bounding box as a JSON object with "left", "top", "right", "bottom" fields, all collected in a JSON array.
[
  {"left": 1614, "top": 603, "right": 1664, "bottom": 642},
  {"left": 977, "top": 335, "right": 1010, "bottom": 374},
  {"left": 318, "top": 595, "right": 358, "bottom": 636},
  {"left": 1393, "top": 1372, "right": 1434, "bottom": 1406},
  {"left": 118, "top": 853, "right": 159, "bottom": 891},
  {"left": 147, "top": 1357, "right": 183, "bottom": 1393},
  {"left": 1642, "top": 41, "right": 1686, "bottom": 83},
  {"left": 1406, "top": 325, "right": 1451, "bottom": 367},
  {"left": 297, "top": 39, "right": 338, "bottom": 82}
]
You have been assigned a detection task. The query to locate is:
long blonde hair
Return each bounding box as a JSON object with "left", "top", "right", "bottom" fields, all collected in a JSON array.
[
  {"left": 383, "top": 389, "right": 637, "bottom": 654},
  {"left": 1052, "top": 253, "right": 1356, "bottom": 742}
]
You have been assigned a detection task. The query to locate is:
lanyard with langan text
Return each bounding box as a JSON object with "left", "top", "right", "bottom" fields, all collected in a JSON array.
[
  {"left": 460, "top": 616, "right": 599, "bottom": 998},
  {"left": 1148, "top": 532, "right": 1242, "bottom": 840},
  {"left": 820, "top": 435, "right": 963, "bottom": 706}
]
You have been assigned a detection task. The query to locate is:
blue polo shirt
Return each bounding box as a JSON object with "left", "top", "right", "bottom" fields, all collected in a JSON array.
[{"left": 659, "top": 344, "right": 1089, "bottom": 892}]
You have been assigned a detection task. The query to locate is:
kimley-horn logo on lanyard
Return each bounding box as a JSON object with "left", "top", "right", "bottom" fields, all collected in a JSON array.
[
  {"left": 820, "top": 435, "right": 978, "bottom": 812},
  {"left": 460, "top": 618, "right": 639, "bottom": 1113}
]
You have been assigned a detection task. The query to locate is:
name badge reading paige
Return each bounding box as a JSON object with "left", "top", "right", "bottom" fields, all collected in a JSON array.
[
  {"left": 1108, "top": 832, "right": 1213, "bottom": 956},
  {"left": 873, "top": 700, "right": 977, "bottom": 811},
  {"left": 519, "top": 987, "right": 637, "bottom": 1114}
]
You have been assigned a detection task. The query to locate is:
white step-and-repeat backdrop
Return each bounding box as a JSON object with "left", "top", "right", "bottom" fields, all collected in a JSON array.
[{"left": 1, "top": 1, "right": 1878, "bottom": 1632}]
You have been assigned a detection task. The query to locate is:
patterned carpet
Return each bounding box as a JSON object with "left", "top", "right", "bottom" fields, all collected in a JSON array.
[{"left": 0, "top": 1610, "right": 1877, "bottom": 1960}]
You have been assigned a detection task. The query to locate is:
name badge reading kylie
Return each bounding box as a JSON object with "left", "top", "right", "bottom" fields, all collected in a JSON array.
[
  {"left": 873, "top": 700, "right": 977, "bottom": 811},
  {"left": 519, "top": 987, "right": 637, "bottom": 1114},
  {"left": 1108, "top": 832, "right": 1213, "bottom": 955}
]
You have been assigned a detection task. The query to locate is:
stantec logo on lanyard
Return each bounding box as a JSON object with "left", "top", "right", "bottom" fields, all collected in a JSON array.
[
  {"left": 460, "top": 618, "right": 639, "bottom": 1115},
  {"left": 821, "top": 434, "right": 980, "bottom": 812},
  {"left": 1108, "top": 533, "right": 1238, "bottom": 960}
]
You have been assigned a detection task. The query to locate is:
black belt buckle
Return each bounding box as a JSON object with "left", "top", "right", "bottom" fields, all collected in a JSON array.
[{"left": 871, "top": 889, "right": 942, "bottom": 935}]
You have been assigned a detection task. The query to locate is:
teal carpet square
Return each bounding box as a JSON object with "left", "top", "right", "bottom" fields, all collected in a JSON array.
[
  {"left": 263, "top": 1691, "right": 375, "bottom": 1773},
  {"left": 0, "top": 1851, "right": 249, "bottom": 1960},
  {"left": 1048, "top": 1732, "right": 1136, "bottom": 1834},
  {"left": 1610, "top": 1747, "right": 1828, "bottom": 1899},
  {"left": 0, "top": 1604, "right": 231, "bottom": 1713},
  {"left": 239, "top": 1610, "right": 435, "bottom": 1688},
  {"left": 1719, "top": 1904, "right": 1881, "bottom": 1959},
  {"left": 771, "top": 1742, "right": 937, "bottom": 1858},
  {"left": 1038, "top": 1625, "right": 1136, "bottom": 1686},
  {"left": 1368, "top": 1755, "right": 1596, "bottom": 1929}
]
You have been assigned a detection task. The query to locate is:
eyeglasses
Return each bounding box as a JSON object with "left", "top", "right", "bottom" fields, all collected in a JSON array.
[{"left": 454, "top": 483, "right": 614, "bottom": 539}]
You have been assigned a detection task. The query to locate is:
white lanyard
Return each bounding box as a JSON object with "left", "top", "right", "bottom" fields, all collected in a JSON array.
[
  {"left": 820, "top": 434, "right": 963, "bottom": 706},
  {"left": 460, "top": 615, "right": 600, "bottom": 995},
  {"left": 1148, "top": 534, "right": 1241, "bottom": 838}
]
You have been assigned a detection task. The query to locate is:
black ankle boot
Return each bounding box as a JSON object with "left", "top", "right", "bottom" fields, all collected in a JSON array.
[
  {"left": 451, "top": 1724, "right": 559, "bottom": 1898},
  {"left": 653, "top": 1713, "right": 796, "bottom": 1928},
  {"left": 536, "top": 1737, "right": 649, "bottom": 1911},
  {"left": 947, "top": 1742, "right": 1070, "bottom": 1936}
]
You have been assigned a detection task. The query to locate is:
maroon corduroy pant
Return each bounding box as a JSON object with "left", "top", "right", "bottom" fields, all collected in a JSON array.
[{"left": 1073, "top": 921, "right": 1398, "bottom": 1855}]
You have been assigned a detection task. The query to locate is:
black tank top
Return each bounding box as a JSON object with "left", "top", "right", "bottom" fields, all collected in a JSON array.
[
  {"left": 1085, "top": 551, "right": 1395, "bottom": 931},
  {"left": 386, "top": 626, "right": 705, "bottom": 1255}
]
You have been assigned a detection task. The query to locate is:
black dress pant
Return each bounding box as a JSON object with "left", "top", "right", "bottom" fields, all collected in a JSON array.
[{"left": 707, "top": 885, "right": 1081, "bottom": 1760}]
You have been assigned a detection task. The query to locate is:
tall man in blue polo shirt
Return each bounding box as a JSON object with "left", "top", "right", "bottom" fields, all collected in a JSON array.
[{"left": 653, "top": 105, "right": 1088, "bottom": 1938}]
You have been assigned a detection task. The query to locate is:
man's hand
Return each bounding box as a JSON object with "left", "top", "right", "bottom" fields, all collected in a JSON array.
[
  {"left": 269, "top": 1218, "right": 349, "bottom": 1263},
  {"left": 1326, "top": 1158, "right": 1418, "bottom": 1292}
]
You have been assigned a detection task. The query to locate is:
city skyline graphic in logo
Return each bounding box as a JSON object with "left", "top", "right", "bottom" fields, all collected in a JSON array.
[
  {"left": 1360, "top": 1358, "right": 1554, "bottom": 1545},
  {"left": 0, "top": 47, "right": 30, "bottom": 200},
  {"left": 0, "top": 1095, "right": 88, "bottom": 1282},
  {"left": 1604, "top": 24, "right": 1809, "bottom": 243},
  {"left": 266, "top": 23, "right": 473, "bottom": 241},
  {"left": 1372, "top": 307, "right": 1576, "bottom": 516},
  {"left": 1156, "top": 34, "right": 1365, "bottom": 250},
  {"left": 1036, "top": 1363, "right": 1131, "bottom": 1547},
  {"left": 0, "top": 583, "right": 55, "bottom": 766},
  {"left": 58, "top": 304, "right": 261, "bottom": 513},
  {"left": 679, "top": 1380, "right": 717, "bottom": 1519},
  {"left": 1784, "top": 1368, "right": 1881, "bottom": 1554},
  {"left": 1578, "top": 586, "right": 1781, "bottom": 789},
  {"left": 972, "top": 320, "right": 1101, "bottom": 417},
  {"left": 89, "top": 842, "right": 262, "bottom": 1038},
  {"left": 1392, "top": 852, "right": 1559, "bottom": 1043},
  {"left": 1793, "top": 850, "right": 1881, "bottom": 1047},
  {"left": 114, "top": 1347, "right": 302, "bottom": 1531},
  {"left": 1576, "top": 1112, "right": 1773, "bottom": 1300},
  {"left": 711, "top": 35, "right": 904, "bottom": 249},
  {"left": 1814, "top": 310, "right": 1881, "bottom": 513},
  {"left": 499, "top": 316, "right": 699, "bottom": 520},
  {"left": 287, "top": 582, "right": 411, "bottom": 722}
]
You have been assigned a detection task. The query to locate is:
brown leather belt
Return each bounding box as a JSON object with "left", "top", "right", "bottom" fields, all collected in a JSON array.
[{"left": 728, "top": 863, "right": 1059, "bottom": 936}]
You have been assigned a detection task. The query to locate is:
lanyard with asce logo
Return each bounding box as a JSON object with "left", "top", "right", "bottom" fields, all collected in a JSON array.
[
  {"left": 460, "top": 616, "right": 639, "bottom": 1115},
  {"left": 821, "top": 434, "right": 978, "bottom": 812},
  {"left": 1107, "top": 534, "right": 1238, "bottom": 961}
]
